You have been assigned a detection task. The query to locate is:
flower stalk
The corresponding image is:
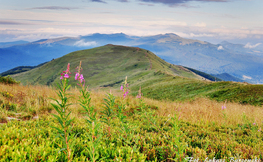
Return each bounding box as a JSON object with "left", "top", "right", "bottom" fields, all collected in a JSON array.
[{"left": 50, "top": 63, "right": 74, "bottom": 162}]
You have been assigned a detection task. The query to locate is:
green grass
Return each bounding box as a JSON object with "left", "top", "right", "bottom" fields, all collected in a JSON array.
[
  {"left": 0, "top": 104, "right": 262, "bottom": 161},
  {"left": 130, "top": 74, "right": 263, "bottom": 106}
]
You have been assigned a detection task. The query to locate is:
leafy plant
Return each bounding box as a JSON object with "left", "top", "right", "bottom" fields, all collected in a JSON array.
[
  {"left": 0, "top": 75, "right": 20, "bottom": 84},
  {"left": 75, "top": 61, "right": 105, "bottom": 161},
  {"left": 50, "top": 63, "right": 75, "bottom": 161},
  {"left": 101, "top": 93, "right": 116, "bottom": 125}
]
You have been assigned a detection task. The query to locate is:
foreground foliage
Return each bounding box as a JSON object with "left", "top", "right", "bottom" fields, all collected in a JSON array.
[
  {"left": 0, "top": 62, "right": 263, "bottom": 161},
  {"left": 0, "top": 83, "right": 263, "bottom": 161},
  {"left": 0, "top": 109, "right": 262, "bottom": 161}
]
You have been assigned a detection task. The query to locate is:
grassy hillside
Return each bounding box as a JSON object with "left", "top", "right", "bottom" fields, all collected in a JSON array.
[
  {"left": 12, "top": 44, "right": 200, "bottom": 87},
  {"left": 133, "top": 75, "right": 263, "bottom": 106},
  {"left": 12, "top": 45, "right": 263, "bottom": 107}
]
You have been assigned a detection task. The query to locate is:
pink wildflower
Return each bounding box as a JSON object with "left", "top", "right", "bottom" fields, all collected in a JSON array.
[
  {"left": 75, "top": 72, "right": 84, "bottom": 83},
  {"left": 253, "top": 123, "right": 256, "bottom": 126},
  {"left": 222, "top": 106, "right": 226, "bottom": 110},
  {"left": 121, "top": 76, "right": 129, "bottom": 99},
  {"left": 123, "top": 91, "right": 129, "bottom": 98},
  {"left": 64, "top": 74, "right": 70, "bottom": 78},
  {"left": 79, "top": 74, "right": 84, "bottom": 83},
  {"left": 75, "top": 61, "right": 86, "bottom": 87},
  {"left": 66, "top": 63, "right": 71, "bottom": 74},
  {"left": 60, "top": 63, "right": 71, "bottom": 79},
  {"left": 75, "top": 73, "right": 79, "bottom": 80}
]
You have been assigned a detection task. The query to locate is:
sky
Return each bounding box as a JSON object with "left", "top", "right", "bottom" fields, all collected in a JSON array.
[{"left": 0, "top": 0, "right": 263, "bottom": 45}]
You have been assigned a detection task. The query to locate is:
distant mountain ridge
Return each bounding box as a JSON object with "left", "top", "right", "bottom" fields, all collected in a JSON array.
[
  {"left": 211, "top": 73, "right": 245, "bottom": 82},
  {"left": 1, "top": 33, "right": 262, "bottom": 83},
  {"left": 0, "top": 40, "right": 29, "bottom": 48},
  {"left": 0, "top": 62, "right": 48, "bottom": 77}
]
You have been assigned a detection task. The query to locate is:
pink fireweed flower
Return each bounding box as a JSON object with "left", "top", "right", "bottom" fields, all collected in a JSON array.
[
  {"left": 64, "top": 74, "right": 70, "bottom": 78},
  {"left": 75, "top": 72, "right": 84, "bottom": 82},
  {"left": 121, "top": 76, "right": 129, "bottom": 98},
  {"left": 75, "top": 73, "right": 79, "bottom": 80},
  {"left": 222, "top": 105, "right": 226, "bottom": 110},
  {"left": 75, "top": 63, "right": 85, "bottom": 86},
  {"left": 79, "top": 74, "right": 84, "bottom": 83},
  {"left": 60, "top": 63, "right": 71, "bottom": 79},
  {"left": 66, "top": 63, "right": 71, "bottom": 74},
  {"left": 123, "top": 91, "right": 129, "bottom": 98},
  {"left": 253, "top": 123, "right": 256, "bottom": 126},
  {"left": 75, "top": 61, "right": 86, "bottom": 87}
]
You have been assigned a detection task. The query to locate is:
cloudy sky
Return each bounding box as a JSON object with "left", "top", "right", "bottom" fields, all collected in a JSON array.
[{"left": 0, "top": 0, "right": 262, "bottom": 44}]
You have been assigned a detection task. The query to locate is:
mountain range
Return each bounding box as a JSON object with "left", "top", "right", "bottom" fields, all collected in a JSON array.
[{"left": 1, "top": 33, "right": 262, "bottom": 83}]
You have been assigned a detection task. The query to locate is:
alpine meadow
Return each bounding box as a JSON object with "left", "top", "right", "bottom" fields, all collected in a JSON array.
[{"left": 0, "top": 44, "right": 263, "bottom": 161}]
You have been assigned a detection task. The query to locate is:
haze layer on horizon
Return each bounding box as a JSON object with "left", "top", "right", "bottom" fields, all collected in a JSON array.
[{"left": 0, "top": 0, "right": 262, "bottom": 45}]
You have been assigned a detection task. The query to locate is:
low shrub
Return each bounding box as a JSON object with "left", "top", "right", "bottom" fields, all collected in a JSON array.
[{"left": 0, "top": 75, "right": 20, "bottom": 85}]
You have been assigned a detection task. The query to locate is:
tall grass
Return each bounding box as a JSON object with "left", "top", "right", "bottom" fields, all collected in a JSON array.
[{"left": 1, "top": 82, "right": 262, "bottom": 135}]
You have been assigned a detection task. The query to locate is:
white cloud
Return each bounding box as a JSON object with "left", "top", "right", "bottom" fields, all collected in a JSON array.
[
  {"left": 244, "top": 43, "right": 261, "bottom": 49},
  {"left": 243, "top": 75, "right": 252, "bottom": 80},
  {"left": 194, "top": 22, "right": 206, "bottom": 27},
  {"left": 74, "top": 40, "right": 97, "bottom": 47},
  {"left": 175, "top": 32, "right": 214, "bottom": 38},
  {"left": 217, "top": 46, "right": 224, "bottom": 50}
]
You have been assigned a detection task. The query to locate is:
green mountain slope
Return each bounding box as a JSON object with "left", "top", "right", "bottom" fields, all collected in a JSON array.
[
  {"left": 12, "top": 45, "right": 200, "bottom": 87},
  {"left": 12, "top": 45, "right": 263, "bottom": 106},
  {"left": 133, "top": 76, "right": 263, "bottom": 106}
]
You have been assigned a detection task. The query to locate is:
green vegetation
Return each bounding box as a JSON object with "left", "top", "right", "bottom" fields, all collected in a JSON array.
[
  {"left": 1, "top": 59, "right": 263, "bottom": 160},
  {"left": 208, "top": 84, "right": 263, "bottom": 106},
  {"left": 0, "top": 83, "right": 262, "bottom": 161},
  {"left": 2, "top": 113, "right": 261, "bottom": 161},
  {"left": 0, "top": 76, "right": 20, "bottom": 85},
  {"left": 132, "top": 74, "right": 263, "bottom": 106}
]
